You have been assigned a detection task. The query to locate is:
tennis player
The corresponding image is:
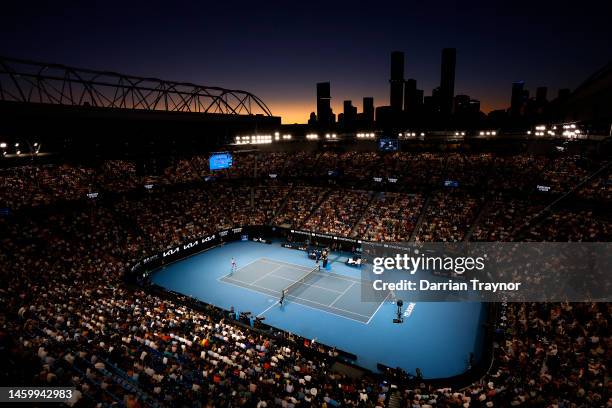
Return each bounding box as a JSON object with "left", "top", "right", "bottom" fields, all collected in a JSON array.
[
  {"left": 230, "top": 257, "right": 237, "bottom": 274},
  {"left": 280, "top": 289, "right": 286, "bottom": 305}
]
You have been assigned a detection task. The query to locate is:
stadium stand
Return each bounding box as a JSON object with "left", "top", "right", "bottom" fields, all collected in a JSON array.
[{"left": 1, "top": 149, "right": 610, "bottom": 407}]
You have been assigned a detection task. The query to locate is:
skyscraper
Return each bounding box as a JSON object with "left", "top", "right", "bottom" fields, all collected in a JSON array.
[
  {"left": 404, "top": 78, "right": 418, "bottom": 114},
  {"left": 316, "top": 82, "right": 332, "bottom": 126},
  {"left": 439, "top": 48, "right": 456, "bottom": 116},
  {"left": 363, "top": 97, "right": 374, "bottom": 124},
  {"left": 389, "top": 51, "right": 404, "bottom": 111},
  {"left": 343, "top": 100, "right": 357, "bottom": 126},
  {"left": 510, "top": 81, "right": 525, "bottom": 117}
]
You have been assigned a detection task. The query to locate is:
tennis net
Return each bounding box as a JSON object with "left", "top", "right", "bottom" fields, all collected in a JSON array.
[{"left": 280, "top": 265, "right": 319, "bottom": 301}]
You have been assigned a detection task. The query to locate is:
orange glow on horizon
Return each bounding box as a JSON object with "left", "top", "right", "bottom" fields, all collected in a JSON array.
[{"left": 268, "top": 97, "right": 508, "bottom": 124}]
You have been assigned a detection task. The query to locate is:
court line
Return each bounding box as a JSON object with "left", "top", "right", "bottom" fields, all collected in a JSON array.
[
  {"left": 219, "top": 276, "right": 371, "bottom": 324},
  {"left": 263, "top": 257, "right": 362, "bottom": 284},
  {"left": 257, "top": 300, "right": 280, "bottom": 317},
  {"left": 222, "top": 275, "right": 372, "bottom": 319},
  {"left": 261, "top": 257, "right": 364, "bottom": 286},
  {"left": 218, "top": 258, "right": 386, "bottom": 324},
  {"left": 259, "top": 258, "right": 312, "bottom": 271},
  {"left": 311, "top": 270, "right": 361, "bottom": 284},
  {"left": 251, "top": 264, "right": 284, "bottom": 285},
  {"left": 247, "top": 257, "right": 362, "bottom": 286},
  {"left": 281, "top": 294, "right": 370, "bottom": 324},
  {"left": 329, "top": 281, "right": 356, "bottom": 308},
  {"left": 366, "top": 290, "right": 392, "bottom": 325},
  {"left": 267, "top": 273, "right": 345, "bottom": 294},
  {"left": 216, "top": 257, "right": 263, "bottom": 282}
]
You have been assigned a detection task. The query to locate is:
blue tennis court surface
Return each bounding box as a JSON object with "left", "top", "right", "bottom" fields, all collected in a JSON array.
[
  {"left": 151, "top": 240, "right": 486, "bottom": 378},
  {"left": 219, "top": 258, "right": 387, "bottom": 323}
]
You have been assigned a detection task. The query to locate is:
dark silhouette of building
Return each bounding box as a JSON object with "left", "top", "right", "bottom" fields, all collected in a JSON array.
[
  {"left": 510, "top": 81, "right": 525, "bottom": 117},
  {"left": 536, "top": 87, "right": 548, "bottom": 104},
  {"left": 558, "top": 88, "right": 570, "bottom": 100},
  {"left": 430, "top": 86, "right": 442, "bottom": 115},
  {"left": 439, "top": 48, "right": 456, "bottom": 116},
  {"left": 415, "top": 89, "right": 424, "bottom": 106},
  {"left": 308, "top": 112, "right": 317, "bottom": 125},
  {"left": 454, "top": 94, "right": 471, "bottom": 114},
  {"left": 404, "top": 78, "right": 421, "bottom": 114},
  {"left": 342, "top": 100, "right": 357, "bottom": 127},
  {"left": 363, "top": 97, "right": 374, "bottom": 124},
  {"left": 469, "top": 99, "right": 481, "bottom": 114},
  {"left": 390, "top": 51, "right": 404, "bottom": 112},
  {"left": 316, "top": 82, "right": 333, "bottom": 126}
]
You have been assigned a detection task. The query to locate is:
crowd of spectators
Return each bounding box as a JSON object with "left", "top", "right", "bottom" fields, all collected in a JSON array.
[
  {"left": 1, "top": 207, "right": 392, "bottom": 407},
  {"left": 472, "top": 198, "right": 544, "bottom": 242},
  {"left": 1, "top": 152, "right": 609, "bottom": 209},
  {"left": 1, "top": 150, "right": 611, "bottom": 407},
  {"left": 302, "top": 190, "right": 373, "bottom": 236},
  {"left": 416, "top": 191, "right": 483, "bottom": 242},
  {"left": 353, "top": 193, "right": 424, "bottom": 241},
  {"left": 272, "top": 186, "right": 330, "bottom": 228}
]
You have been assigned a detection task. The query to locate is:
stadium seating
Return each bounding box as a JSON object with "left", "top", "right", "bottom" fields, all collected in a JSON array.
[{"left": 1, "top": 150, "right": 610, "bottom": 407}]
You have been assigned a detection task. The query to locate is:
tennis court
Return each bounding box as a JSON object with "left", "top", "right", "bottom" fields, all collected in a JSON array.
[
  {"left": 219, "top": 258, "right": 387, "bottom": 323},
  {"left": 151, "top": 240, "right": 486, "bottom": 378}
]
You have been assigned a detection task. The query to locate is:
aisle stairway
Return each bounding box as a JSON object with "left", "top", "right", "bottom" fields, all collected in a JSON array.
[
  {"left": 410, "top": 193, "right": 433, "bottom": 241},
  {"left": 387, "top": 389, "right": 403, "bottom": 408}
]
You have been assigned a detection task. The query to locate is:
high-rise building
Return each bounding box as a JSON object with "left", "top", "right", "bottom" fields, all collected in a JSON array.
[
  {"left": 363, "top": 97, "right": 374, "bottom": 123},
  {"left": 403, "top": 78, "right": 418, "bottom": 113},
  {"left": 510, "top": 81, "right": 525, "bottom": 117},
  {"left": 316, "top": 82, "right": 332, "bottom": 126},
  {"left": 415, "top": 89, "right": 424, "bottom": 106},
  {"left": 343, "top": 100, "right": 357, "bottom": 125},
  {"left": 389, "top": 51, "right": 404, "bottom": 111},
  {"left": 453, "top": 94, "right": 471, "bottom": 114},
  {"left": 468, "top": 99, "right": 481, "bottom": 114},
  {"left": 439, "top": 48, "right": 456, "bottom": 116}
]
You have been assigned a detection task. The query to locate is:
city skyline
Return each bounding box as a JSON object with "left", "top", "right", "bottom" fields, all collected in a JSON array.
[{"left": 1, "top": 1, "right": 610, "bottom": 123}]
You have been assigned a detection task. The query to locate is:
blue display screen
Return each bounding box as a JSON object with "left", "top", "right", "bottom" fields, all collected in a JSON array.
[
  {"left": 444, "top": 180, "right": 459, "bottom": 187},
  {"left": 209, "top": 152, "right": 233, "bottom": 171},
  {"left": 379, "top": 138, "right": 399, "bottom": 152}
]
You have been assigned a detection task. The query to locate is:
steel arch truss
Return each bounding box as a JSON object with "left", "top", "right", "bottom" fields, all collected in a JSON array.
[{"left": 0, "top": 56, "right": 273, "bottom": 116}]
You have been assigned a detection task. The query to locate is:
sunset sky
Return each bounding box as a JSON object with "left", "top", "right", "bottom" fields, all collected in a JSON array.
[{"left": 1, "top": 1, "right": 610, "bottom": 123}]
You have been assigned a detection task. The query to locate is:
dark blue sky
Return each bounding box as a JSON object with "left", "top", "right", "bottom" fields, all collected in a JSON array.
[{"left": 1, "top": 1, "right": 610, "bottom": 123}]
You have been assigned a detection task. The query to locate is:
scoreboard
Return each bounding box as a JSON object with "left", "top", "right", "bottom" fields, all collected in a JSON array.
[{"left": 209, "top": 152, "right": 233, "bottom": 171}]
